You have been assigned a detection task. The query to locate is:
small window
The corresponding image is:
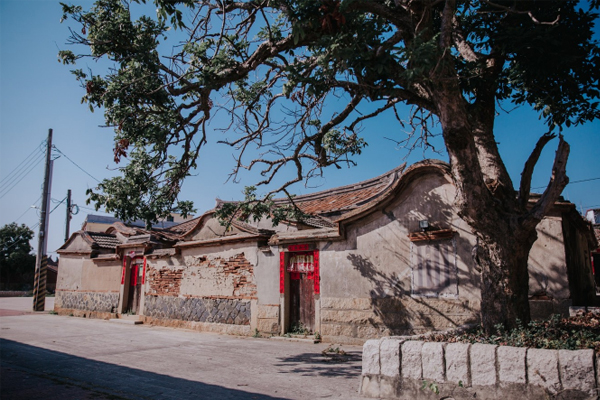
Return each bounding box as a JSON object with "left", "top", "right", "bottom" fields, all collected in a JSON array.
[{"left": 411, "top": 239, "right": 457, "bottom": 297}]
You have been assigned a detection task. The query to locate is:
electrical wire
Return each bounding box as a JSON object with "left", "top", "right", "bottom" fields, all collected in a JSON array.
[
  {"left": 0, "top": 153, "right": 45, "bottom": 200},
  {"left": 2, "top": 197, "right": 66, "bottom": 253},
  {"left": 532, "top": 177, "right": 600, "bottom": 190},
  {"left": 52, "top": 146, "right": 100, "bottom": 183},
  {"left": 0, "top": 140, "right": 45, "bottom": 185},
  {"left": 14, "top": 196, "right": 43, "bottom": 223}
]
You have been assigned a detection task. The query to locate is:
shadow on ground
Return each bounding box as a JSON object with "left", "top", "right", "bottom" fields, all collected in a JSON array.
[
  {"left": 1, "top": 339, "right": 286, "bottom": 400},
  {"left": 274, "top": 350, "right": 362, "bottom": 378}
]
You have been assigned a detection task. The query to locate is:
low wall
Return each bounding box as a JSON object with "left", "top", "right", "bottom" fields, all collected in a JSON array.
[
  {"left": 55, "top": 290, "right": 119, "bottom": 313},
  {"left": 361, "top": 338, "right": 599, "bottom": 400},
  {"left": 143, "top": 296, "right": 251, "bottom": 325}
]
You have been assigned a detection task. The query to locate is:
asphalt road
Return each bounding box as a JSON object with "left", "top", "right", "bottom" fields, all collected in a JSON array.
[{"left": 0, "top": 298, "right": 364, "bottom": 400}]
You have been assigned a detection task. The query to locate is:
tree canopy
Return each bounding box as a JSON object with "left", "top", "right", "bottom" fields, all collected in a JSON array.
[
  {"left": 59, "top": 0, "right": 599, "bottom": 224},
  {"left": 0, "top": 223, "right": 35, "bottom": 290},
  {"left": 60, "top": 0, "right": 600, "bottom": 331}
]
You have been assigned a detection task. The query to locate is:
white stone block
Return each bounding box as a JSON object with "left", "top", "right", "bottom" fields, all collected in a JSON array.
[
  {"left": 360, "top": 375, "right": 380, "bottom": 398},
  {"left": 527, "top": 348, "right": 560, "bottom": 394},
  {"left": 362, "top": 339, "right": 381, "bottom": 375},
  {"left": 497, "top": 346, "right": 526, "bottom": 384},
  {"left": 401, "top": 341, "right": 424, "bottom": 380},
  {"left": 380, "top": 338, "right": 403, "bottom": 378},
  {"left": 558, "top": 349, "right": 596, "bottom": 392},
  {"left": 470, "top": 343, "right": 497, "bottom": 386},
  {"left": 446, "top": 342, "right": 471, "bottom": 387},
  {"left": 422, "top": 342, "right": 446, "bottom": 382}
]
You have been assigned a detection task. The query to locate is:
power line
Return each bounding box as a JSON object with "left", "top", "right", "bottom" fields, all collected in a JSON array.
[
  {"left": 532, "top": 176, "right": 600, "bottom": 190},
  {"left": 0, "top": 153, "right": 45, "bottom": 199},
  {"left": 53, "top": 146, "right": 100, "bottom": 183},
  {"left": 0, "top": 140, "right": 45, "bottom": 185},
  {"left": 14, "top": 196, "right": 43, "bottom": 223}
]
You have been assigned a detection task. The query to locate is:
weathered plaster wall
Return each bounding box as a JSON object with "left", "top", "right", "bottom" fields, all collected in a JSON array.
[
  {"left": 319, "top": 173, "right": 481, "bottom": 343},
  {"left": 528, "top": 213, "right": 572, "bottom": 318},
  {"left": 143, "top": 242, "right": 279, "bottom": 334},
  {"left": 55, "top": 256, "right": 121, "bottom": 314},
  {"left": 56, "top": 256, "right": 122, "bottom": 292}
]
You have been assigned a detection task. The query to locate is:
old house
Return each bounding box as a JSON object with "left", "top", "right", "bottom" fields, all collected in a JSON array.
[{"left": 55, "top": 160, "right": 597, "bottom": 344}]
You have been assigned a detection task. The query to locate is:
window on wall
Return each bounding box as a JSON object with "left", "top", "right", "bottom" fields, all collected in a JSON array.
[{"left": 411, "top": 239, "right": 457, "bottom": 297}]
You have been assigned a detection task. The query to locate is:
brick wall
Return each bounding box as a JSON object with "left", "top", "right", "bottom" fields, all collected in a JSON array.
[
  {"left": 147, "top": 267, "right": 183, "bottom": 296},
  {"left": 143, "top": 253, "right": 256, "bottom": 326}
]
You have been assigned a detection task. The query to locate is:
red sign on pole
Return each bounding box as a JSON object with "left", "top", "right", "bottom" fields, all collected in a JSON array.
[
  {"left": 142, "top": 257, "right": 147, "bottom": 284},
  {"left": 313, "top": 250, "right": 320, "bottom": 294},
  {"left": 279, "top": 252, "right": 285, "bottom": 294},
  {"left": 121, "top": 258, "right": 126, "bottom": 285}
]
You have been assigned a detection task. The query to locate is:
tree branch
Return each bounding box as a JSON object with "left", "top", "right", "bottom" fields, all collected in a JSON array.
[
  {"left": 524, "top": 135, "right": 570, "bottom": 227},
  {"left": 518, "top": 133, "right": 556, "bottom": 208}
]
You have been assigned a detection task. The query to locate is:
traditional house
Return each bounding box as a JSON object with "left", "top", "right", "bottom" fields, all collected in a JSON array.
[{"left": 55, "top": 160, "right": 597, "bottom": 344}]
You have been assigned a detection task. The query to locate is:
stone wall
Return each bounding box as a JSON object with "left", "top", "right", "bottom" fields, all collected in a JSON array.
[
  {"left": 143, "top": 296, "right": 251, "bottom": 325},
  {"left": 361, "top": 338, "right": 599, "bottom": 400},
  {"left": 55, "top": 290, "right": 119, "bottom": 313},
  {"left": 256, "top": 304, "right": 280, "bottom": 334},
  {"left": 320, "top": 297, "right": 479, "bottom": 345}
]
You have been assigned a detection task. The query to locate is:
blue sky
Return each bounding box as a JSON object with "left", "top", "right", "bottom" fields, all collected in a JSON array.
[{"left": 1, "top": 0, "right": 599, "bottom": 257}]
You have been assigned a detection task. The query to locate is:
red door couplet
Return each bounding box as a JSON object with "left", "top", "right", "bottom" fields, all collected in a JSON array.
[{"left": 283, "top": 247, "right": 319, "bottom": 333}]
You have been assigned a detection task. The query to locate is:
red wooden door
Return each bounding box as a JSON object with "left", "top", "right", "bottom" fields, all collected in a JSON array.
[
  {"left": 289, "top": 273, "right": 315, "bottom": 333},
  {"left": 126, "top": 260, "right": 143, "bottom": 314}
]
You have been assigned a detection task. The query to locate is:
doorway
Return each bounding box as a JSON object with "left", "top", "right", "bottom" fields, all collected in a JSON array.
[
  {"left": 283, "top": 250, "right": 319, "bottom": 334},
  {"left": 289, "top": 272, "right": 315, "bottom": 333},
  {"left": 124, "top": 257, "right": 144, "bottom": 314}
]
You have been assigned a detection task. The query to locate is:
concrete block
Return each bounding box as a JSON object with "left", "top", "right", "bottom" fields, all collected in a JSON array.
[
  {"left": 359, "top": 375, "right": 380, "bottom": 398},
  {"left": 470, "top": 343, "right": 497, "bottom": 387},
  {"left": 422, "top": 342, "right": 446, "bottom": 382},
  {"left": 558, "top": 349, "right": 596, "bottom": 392},
  {"left": 257, "top": 319, "right": 278, "bottom": 333},
  {"left": 401, "top": 341, "right": 424, "bottom": 380},
  {"left": 596, "top": 353, "right": 600, "bottom": 397},
  {"left": 445, "top": 342, "right": 471, "bottom": 387},
  {"left": 256, "top": 304, "right": 279, "bottom": 319},
  {"left": 527, "top": 348, "right": 560, "bottom": 394},
  {"left": 362, "top": 339, "right": 381, "bottom": 375},
  {"left": 497, "top": 346, "right": 526, "bottom": 384},
  {"left": 380, "top": 338, "right": 403, "bottom": 378}
]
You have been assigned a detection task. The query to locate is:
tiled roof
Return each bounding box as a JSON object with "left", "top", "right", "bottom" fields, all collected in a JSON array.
[
  {"left": 165, "top": 216, "right": 203, "bottom": 235},
  {"left": 275, "top": 164, "right": 405, "bottom": 219},
  {"left": 85, "top": 232, "right": 121, "bottom": 249},
  {"left": 85, "top": 214, "right": 182, "bottom": 230}
]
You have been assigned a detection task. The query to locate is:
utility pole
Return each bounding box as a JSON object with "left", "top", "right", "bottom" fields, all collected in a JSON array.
[
  {"left": 65, "top": 189, "right": 72, "bottom": 243},
  {"left": 33, "top": 129, "right": 53, "bottom": 312}
]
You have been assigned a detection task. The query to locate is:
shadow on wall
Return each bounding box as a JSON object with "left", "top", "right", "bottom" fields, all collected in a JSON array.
[
  {"left": 346, "top": 186, "right": 479, "bottom": 335},
  {"left": 1, "top": 339, "right": 287, "bottom": 400}
]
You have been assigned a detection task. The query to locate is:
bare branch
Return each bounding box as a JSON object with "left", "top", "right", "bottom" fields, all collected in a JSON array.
[
  {"left": 518, "top": 133, "right": 556, "bottom": 208},
  {"left": 525, "top": 135, "right": 570, "bottom": 227}
]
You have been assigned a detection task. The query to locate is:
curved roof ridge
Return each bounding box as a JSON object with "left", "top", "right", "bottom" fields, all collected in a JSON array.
[
  {"left": 275, "top": 163, "right": 407, "bottom": 204},
  {"left": 333, "top": 159, "right": 451, "bottom": 223}
]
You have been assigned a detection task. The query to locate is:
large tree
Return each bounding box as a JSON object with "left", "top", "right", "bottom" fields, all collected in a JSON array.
[
  {"left": 59, "top": 0, "right": 600, "bottom": 332},
  {"left": 0, "top": 223, "right": 35, "bottom": 290}
]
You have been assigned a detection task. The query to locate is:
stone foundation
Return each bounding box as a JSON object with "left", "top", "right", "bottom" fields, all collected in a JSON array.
[
  {"left": 143, "top": 295, "right": 251, "bottom": 325},
  {"left": 55, "top": 290, "right": 119, "bottom": 313},
  {"left": 361, "top": 338, "right": 599, "bottom": 399},
  {"left": 256, "top": 304, "right": 280, "bottom": 334},
  {"left": 141, "top": 316, "right": 252, "bottom": 336},
  {"left": 320, "top": 297, "right": 479, "bottom": 344}
]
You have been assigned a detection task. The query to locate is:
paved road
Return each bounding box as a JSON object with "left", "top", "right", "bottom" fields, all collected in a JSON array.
[{"left": 0, "top": 298, "right": 364, "bottom": 400}]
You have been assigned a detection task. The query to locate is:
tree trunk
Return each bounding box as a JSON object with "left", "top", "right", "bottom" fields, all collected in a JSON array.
[
  {"left": 475, "top": 226, "right": 537, "bottom": 333},
  {"left": 433, "top": 83, "right": 541, "bottom": 333}
]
